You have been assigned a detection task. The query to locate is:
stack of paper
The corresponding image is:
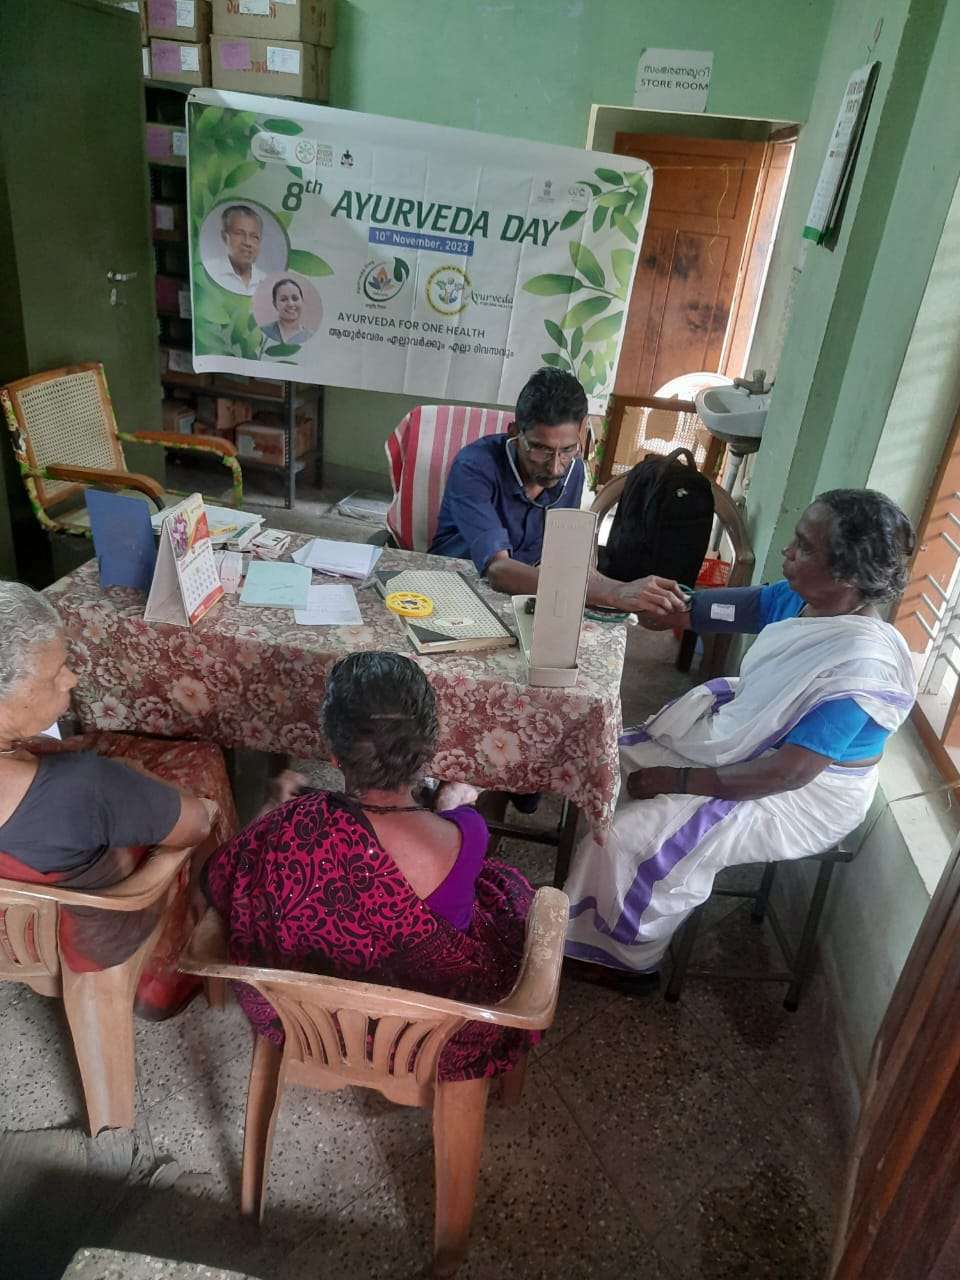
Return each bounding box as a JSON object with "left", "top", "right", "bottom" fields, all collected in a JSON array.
[
  {"left": 335, "top": 492, "right": 391, "bottom": 524},
  {"left": 151, "top": 502, "right": 263, "bottom": 548},
  {"left": 292, "top": 539, "right": 383, "bottom": 580},
  {"left": 294, "top": 584, "right": 364, "bottom": 626},
  {"left": 239, "top": 560, "right": 311, "bottom": 609}
]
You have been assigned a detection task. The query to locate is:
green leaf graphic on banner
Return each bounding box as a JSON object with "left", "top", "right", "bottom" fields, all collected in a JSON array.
[
  {"left": 544, "top": 319, "right": 566, "bottom": 349},
  {"left": 274, "top": 208, "right": 294, "bottom": 230},
  {"left": 583, "top": 312, "right": 624, "bottom": 344},
  {"left": 393, "top": 257, "right": 410, "bottom": 282},
  {"left": 195, "top": 106, "right": 223, "bottom": 133},
  {"left": 264, "top": 343, "right": 302, "bottom": 357},
  {"left": 559, "top": 208, "right": 585, "bottom": 230},
  {"left": 580, "top": 181, "right": 602, "bottom": 195},
  {"left": 288, "top": 250, "right": 334, "bottom": 277},
  {"left": 592, "top": 205, "right": 608, "bottom": 234},
  {"left": 541, "top": 353, "right": 572, "bottom": 371},
  {"left": 224, "top": 160, "right": 261, "bottom": 190},
  {"left": 523, "top": 274, "right": 583, "bottom": 296},
  {"left": 561, "top": 295, "right": 609, "bottom": 330},
  {"left": 264, "top": 118, "right": 303, "bottom": 135},
  {"left": 570, "top": 326, "right": 583, "bottom": 359},
  {"left": 247, "top": 313, "right": 259, "bottom": 331},
  {"left": 286, "top": 166, "right": 303, "bottom": 180},
  {"left": 569, "top": 242, "right": 605, "bottom": 289},
  {"left": 611, "top": 248, "right": 634, "bottom": 292},
  {"left": 595, "top": 189, "right": 631, "bottom": 209},
  {"left": 626, "top": 171, "right": 647, "bottom": 195},
  {"left": 612, "top": 211, "right": 639, "bottom": 243},
  {"left": 594, "top": 168, "right": 623, "bottom": 185}
]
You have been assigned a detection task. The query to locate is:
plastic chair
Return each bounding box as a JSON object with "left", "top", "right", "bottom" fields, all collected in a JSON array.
[
  {"left": 597, "top": 385, "right": 728, "bottom": 486},
  {"left": 384, "top": 404, "right": 513, "bottom": 551},
  {"left": 0, "top": 362, "right": 243, "bottom": 538},
  {"left": 590, "top": 473, "right": 754, "bottom": 679},
  {"left": 0, "top": 846, "right": 194, "bottom": 1135},
  {"left": 181, "top": 888, "right": 569, "bottom": 1277}
]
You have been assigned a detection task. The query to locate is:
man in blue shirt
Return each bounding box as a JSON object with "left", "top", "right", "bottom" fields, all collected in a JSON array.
[{"left": 430, "top": 368, "right": 685, "bottom": 617}]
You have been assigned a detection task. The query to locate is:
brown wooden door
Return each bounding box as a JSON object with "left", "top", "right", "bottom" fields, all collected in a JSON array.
[
  {"left": 613, "top": 133, "right": 768, "bottom": 397},
  {"left": 830, "top": 832, "right": 960, "bottom": 1277}
]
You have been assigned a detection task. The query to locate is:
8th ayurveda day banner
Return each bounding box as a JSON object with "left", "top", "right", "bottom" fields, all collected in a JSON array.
[{"left": 186, "top": 90, "right": 652, "bottom": 411}]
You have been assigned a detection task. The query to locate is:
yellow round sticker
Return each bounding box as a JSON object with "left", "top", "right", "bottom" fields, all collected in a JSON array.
[{"left": 384, "top": 591, "right": 434, "bottom": 619}]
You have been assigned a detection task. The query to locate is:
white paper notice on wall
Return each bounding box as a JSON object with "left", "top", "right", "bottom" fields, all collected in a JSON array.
[
  {"left": 178, "top": 288, "right": 193, "bottom": 317},
  {"left": 240, "top": 0, "right": 271, "bottom": 12},
  {"left": 267, "top": 46, "right": 301, "bottom": 74},
  {"left": 180, "top": 45, "right": 200, "bottom": 71},
  {"left": 633, "top": 48, "right": 713, "bottom": 112},
  {"left": 172, "top": 130, "right": 188, "bottom": 156},
  {"left": 155, "top": 205, "right": 176, "bottom": 230},
  {"left": 176, "top": 0, "right": 195, "bottom": 24}
]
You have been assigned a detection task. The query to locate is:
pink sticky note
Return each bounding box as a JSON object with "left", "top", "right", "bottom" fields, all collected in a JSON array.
[
  {"left": 149, "top": 0, "right": 177, "bottom": 26},
  {"left": 145, "top": 125, "right": 172, "bottom": 160},
  {"left": 151, "top": 40, "right": 181, "bottom": 74},
  {"left": 218, "top": 40, "right": 252, "bottom": 71}
]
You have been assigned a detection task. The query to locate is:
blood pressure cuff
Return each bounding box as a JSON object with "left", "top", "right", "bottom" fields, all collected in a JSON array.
[{"left": 688, "top": 586, "right": 764, "bottom": 634}]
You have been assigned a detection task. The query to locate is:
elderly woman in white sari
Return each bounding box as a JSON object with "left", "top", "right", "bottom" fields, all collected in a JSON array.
[{"left": 565, "top": 488, "right": 918, "bottom": 993}]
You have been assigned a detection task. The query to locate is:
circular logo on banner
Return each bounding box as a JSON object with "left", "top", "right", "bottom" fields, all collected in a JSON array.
[
  {"left": 359, "top": 258, "right": 409, "bottom": 302},
  {"left": 294, "top": 139, "right": 317, "bottom": 165},
  {"left": 426, "top": 265, "right": 471, "bottom": 316}
]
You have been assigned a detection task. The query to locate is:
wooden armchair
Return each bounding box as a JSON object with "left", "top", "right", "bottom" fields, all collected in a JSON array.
[
  {"left": 0, "top": 846, "right": 193, "bottom": 1135},
  {"left": 0, "top": 362, "right": 243, "bottom": 537},
  {"left": 181, "top": 887, "right": 569, "bottom": 1277},
  {"left": 591, "top": 474, "right": 755, "bottom": 678}
]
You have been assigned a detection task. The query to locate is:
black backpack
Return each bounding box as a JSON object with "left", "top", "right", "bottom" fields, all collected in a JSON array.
[{"left": 598, "top": 447, "right": 715, "bottom": 586}]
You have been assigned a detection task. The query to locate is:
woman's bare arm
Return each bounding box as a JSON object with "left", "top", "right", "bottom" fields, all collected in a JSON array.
[{"left": 627, "top": 745, "right": 833, "bottom": 803}]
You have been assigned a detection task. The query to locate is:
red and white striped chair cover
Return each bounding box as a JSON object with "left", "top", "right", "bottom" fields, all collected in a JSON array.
[{"left": 384, "top": 404, "right": 513, "bottom": 551}]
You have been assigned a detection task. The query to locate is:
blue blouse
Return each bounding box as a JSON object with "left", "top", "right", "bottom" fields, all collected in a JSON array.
[{"left": 692, "top": 579, "right": 889, "bottom": 762}]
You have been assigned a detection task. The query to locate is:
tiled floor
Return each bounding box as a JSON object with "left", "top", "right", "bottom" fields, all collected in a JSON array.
[{"left": 3, "top": 478, "right": 850, "bottom": 1278}]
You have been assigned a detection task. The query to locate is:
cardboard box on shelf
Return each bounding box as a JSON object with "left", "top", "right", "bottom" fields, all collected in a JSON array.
[
  {"left": 147, "top": 0, "right": 211, "bottom": 42},
  {"left": 195, "top": 395, "right": 255, "bottom": 433},
  {"left": 149, "top": 38, "right": 211, "bottom": 85},
  {"left": 210, "top": 35, "right": 328, "bottom": 99},
  {"left": 236, "top": 412, "right": 315, "bottom": 466},
  {"left": 218, "top": 373, "right": 287, "bottom": 399},
  {"left": 160, "top": 346, "right": 213, "bottom": 388},
  {"left": 161, "top": 399, "right": 197, "bottom": 435},
  {"left": 145, "top": 122, "right": 188, "bottom": 166},
  {"left": 152, "top": 201, "right": 186, "bottom": 240},
  {"left": 194, "top": 420, "right": 236, "bottom": 442},
  {"left": 211, "top": 0, "right": 335, "bottom": 48},
  {"left": 155, "top": 275, "right": 184, "bottom": 314}
]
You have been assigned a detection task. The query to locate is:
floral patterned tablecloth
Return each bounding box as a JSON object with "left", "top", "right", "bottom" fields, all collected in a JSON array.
[{"left": 47, "top": 542, "right": 626, "bottom": 828}]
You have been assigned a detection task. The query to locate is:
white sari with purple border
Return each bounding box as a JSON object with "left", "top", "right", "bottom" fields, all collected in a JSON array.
[{"left": 564, "top": 614, "right": 917, "bottom": 972}]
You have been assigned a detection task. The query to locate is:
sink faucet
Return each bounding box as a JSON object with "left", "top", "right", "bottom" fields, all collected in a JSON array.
[{"left": 733, "top": 368, "right": 770, "bottom": 396}]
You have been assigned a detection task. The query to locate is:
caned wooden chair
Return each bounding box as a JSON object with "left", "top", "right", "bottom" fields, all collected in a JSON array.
[
  {"left": 591, "top": 473, "right": 755, "bottom": 678},
  {"left": 181, "top": 887, "right": 569, "bottom": 1277},
  {"left": 0, "top": 846, "right": 195, "bottom": 1135},
  {"left": 0, "top": 362, "right": 243, "bottom": 537}
]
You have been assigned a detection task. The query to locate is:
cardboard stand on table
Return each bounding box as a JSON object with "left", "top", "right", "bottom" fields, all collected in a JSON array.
[
  {"left": 485, "top": 508, "right": 598, "bottom": 887},
  {"left": 144, "top": 493, "right": 224, "bottom": 625}
]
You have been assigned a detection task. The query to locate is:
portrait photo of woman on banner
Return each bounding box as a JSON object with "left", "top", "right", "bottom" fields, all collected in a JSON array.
[{"left": 253, "top": 273, "right": 322, "bottom": 358}]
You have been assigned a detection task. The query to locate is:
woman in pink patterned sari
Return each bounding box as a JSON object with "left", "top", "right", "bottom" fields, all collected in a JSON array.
[{"left": 203, "top": 651, "right": 539, "bottom": 1081}]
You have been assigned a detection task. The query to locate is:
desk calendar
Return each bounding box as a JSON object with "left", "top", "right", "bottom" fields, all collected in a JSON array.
[{"left": 144, "top": 493, "right": 223, "bottom": 626}]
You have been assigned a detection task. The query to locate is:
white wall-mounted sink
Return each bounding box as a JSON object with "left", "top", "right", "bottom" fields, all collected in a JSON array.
[{"left": 695, "top": 385, "right": 770, "bottom": 452}]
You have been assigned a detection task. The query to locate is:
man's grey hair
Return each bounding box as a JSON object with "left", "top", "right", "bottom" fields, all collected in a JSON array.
[
  {"left": 0, "top": 581, "right": 63, "bottom": 700},
  {"left": 221, "top": 204, "right": 263, "bottom": 234}
]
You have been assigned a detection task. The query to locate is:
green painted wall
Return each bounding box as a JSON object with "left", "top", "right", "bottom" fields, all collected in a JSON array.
[
  {"left": 746, "top": 0, "right": 960, "bottom": 581},
  {"left": 324, "top": 0, "right": 832, "bottom": 489},
  {"left": 742, "top": 0, "right": 960, "bottom": 1090}
]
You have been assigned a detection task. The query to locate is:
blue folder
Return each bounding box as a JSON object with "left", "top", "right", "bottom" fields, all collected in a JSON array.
[{"left": 85, "top": 489, "right": 158, "bottom": 592}]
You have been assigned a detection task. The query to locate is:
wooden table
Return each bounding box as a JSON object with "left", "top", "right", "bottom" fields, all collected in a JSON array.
[{"left": 48, "top": 541, "right": 626, "bottom": 864}]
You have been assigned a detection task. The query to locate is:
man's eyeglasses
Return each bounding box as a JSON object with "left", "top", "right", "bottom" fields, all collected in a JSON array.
[{"left": 518, "top": 435, "right": 582, "bottom": 465}]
